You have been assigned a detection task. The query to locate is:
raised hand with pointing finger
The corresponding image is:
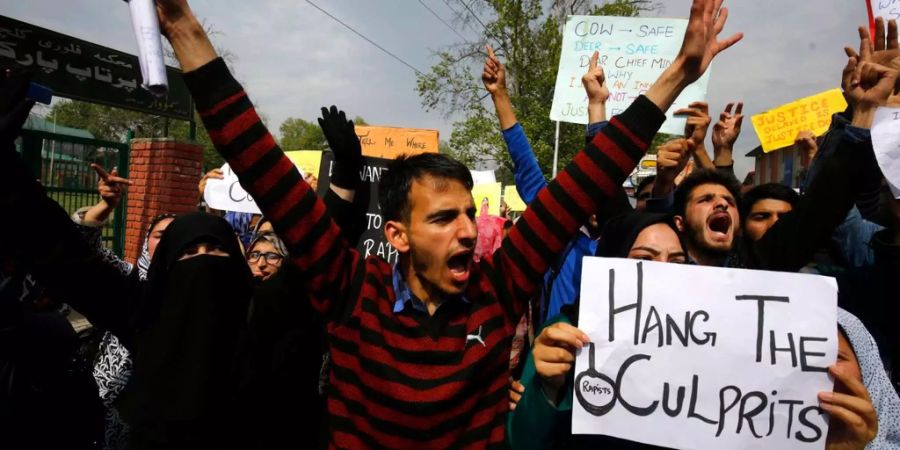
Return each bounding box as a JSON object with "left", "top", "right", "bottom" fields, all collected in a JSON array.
[
  {"left": 82, "top": 163, "right": 133, "bottom": 225},
  {"left": 483, "top": 45, "right": 517, "bottom": 130},
  {"left": 582, "top": 51, "right": 609, "bottom": 123}
]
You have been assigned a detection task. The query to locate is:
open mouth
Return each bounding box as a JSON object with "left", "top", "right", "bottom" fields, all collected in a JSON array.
[
  {"left": 707, "top": 213, "right": 732, "bottom": 240},
  {"left": 447, "top": 251, "right": 473, "bottom": 283}
]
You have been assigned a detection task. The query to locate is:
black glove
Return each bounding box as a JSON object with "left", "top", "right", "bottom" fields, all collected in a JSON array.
[
  {"left": 317, "top": 105, "right": 362, "bottom": 190},
  {"left": 0, "top": 67, "right": 34, "bottom": 153}
]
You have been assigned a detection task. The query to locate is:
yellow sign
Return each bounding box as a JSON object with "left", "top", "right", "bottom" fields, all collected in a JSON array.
[
  {"left": 472, "top": 182, "right": 502, "bottom": 217},
  {"left": 751, "top": 89, "right": 847, "bottom": 152},
  {"left": 503, "top": 185, "right": 527, "bottom": 212},
  {"left": 355, "top": 125, "right": 439, "bottom": 159},
  {"left": 285, "top": 150, "right": 323, "bottom": 177}
]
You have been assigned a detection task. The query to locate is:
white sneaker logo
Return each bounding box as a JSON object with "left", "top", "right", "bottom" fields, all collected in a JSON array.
[{"left": 466, "top": 326, "right": 486, "bottom": 347}]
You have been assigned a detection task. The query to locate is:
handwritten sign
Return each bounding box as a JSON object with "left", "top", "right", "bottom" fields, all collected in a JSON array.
[
  {"left": 870, "top": 106, "right": 900, "bottom": 198},
  {"left": 0, "top": 15, "right": 191, "bottom": 120},
  {"left": 573, "top": 258, "right": 837, "bottom": 449},
  {"left": 870, "top": 0, "right": 900, "bottom": 22},
  {"left": 472, "top": 182, "right": 502, "bottom": 217},
  {"left": 470, "top": 169, "right": 497, "bottom": 185},
  {"left": 550, "top": 16, "right": 711, "bottom": 135},
  {"left": 205, "top": 151, "right": 325, "bottom": 214},
  {"left": 503, "top": 185, "right": 526, "bottom": 211},
  {"left": 204, "top": 163, "right": 259, "bottom": 214},
  {"left": 750, "top": 89, "right": 847, "bottom": 153},
  {"left": 317, "top": 152, "right": 399, "bottom": 264},
  {"left": 355, "top": 125, "right": 439, "bottom": 159}
]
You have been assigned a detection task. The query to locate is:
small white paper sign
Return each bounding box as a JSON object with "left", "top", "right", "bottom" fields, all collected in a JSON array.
[
  {"left": 127, "top": 0, "right": 168, "bottom": 96},
  {"left": 870, "top": 106, "right": 900, "bottom": 199},
  {"left": 870, "top": 0, "right": 900, "bottom": 22},
  {"left": 470, "top": 170, "right": 497, "bottom": 185},
  {"left": 573, "top": 258, "right": 837, "bottom": 450},
  {"left": 550, "top": 16, "right": 711, "bottom": 135},
  {"left": 203, "top": 163, "right": 261, "bottom": 214}
]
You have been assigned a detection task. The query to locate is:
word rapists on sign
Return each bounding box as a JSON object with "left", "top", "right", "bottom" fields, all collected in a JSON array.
[{"left": 573, "top": 258, "right": 838, "bottom": 450}]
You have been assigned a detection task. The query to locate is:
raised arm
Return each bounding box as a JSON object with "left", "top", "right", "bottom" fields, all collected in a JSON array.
[
  {"left": 157, "top": 0, "right": 362, "bottom": 317},
  {"left": 0, "top": 74, "right": 137, "bottom": 340},
  {"left": 675, "top": 101, "right": 714, "bottom": 170},
  {"left": 752, "top": 62, "right": 896, "bottom": 272},
  {"left": 490, "top": 0, "right": 742, "bottom": 318},
  {"left": 484, "top": 45, "right": 547, "bottom": 204},
  {"left": 318, "top": 105, "right": 366, "bottom": 245}
]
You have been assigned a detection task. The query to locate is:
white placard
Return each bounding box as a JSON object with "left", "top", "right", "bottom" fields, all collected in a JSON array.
[
  {"left": 573, "top": 258, "right": 837, "bottom": 450},
  {"left": 871, "top": 0, "right": 900, "bottom": 21},
  {"left": 870, "top": 106, "right": 900, "bottom": 199},
  {"left": 470, "top": 170, "right": 497, "bottom": 185},
  {"left": 550, "top": 16, "right": 711, "bottom": 135},
  {"left": 203, "top": 163, "right": 261, "bottom": 214},
  {"left": 127, "top": 0, "right": 168, "bottom": 96}
]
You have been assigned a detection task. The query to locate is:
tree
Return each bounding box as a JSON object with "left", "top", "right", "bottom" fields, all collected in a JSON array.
[
  {"left": 278, "top": 115, "right": 367, "bottom": 151},
  {"left": 416, "top": 0, "right": 658, "bottom": 182}
]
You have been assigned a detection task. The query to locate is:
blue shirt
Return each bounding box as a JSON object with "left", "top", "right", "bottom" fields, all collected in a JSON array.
[
  {"left": 502, "top": 121, "right": 606, "bottom": 321},
  {"left": 391, "top": 264, "right": 469, "bottom": 314}
]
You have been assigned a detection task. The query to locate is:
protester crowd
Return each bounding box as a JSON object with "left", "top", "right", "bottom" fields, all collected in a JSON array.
[{"left": 0, "top": 0, "right": 899, "bottom": 448}]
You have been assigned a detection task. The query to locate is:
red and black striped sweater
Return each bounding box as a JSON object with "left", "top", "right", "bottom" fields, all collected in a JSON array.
[{"left": 183, "top": 58, "right": 665, "bottom": 449}]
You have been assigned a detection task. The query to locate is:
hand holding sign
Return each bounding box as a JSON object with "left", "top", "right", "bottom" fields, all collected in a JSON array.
[
  {"left": 573, "top": 259, "right": 838, "bottom": 449},
  {"left": 153, "top": 0, "right": 217, "bottom": 72},
  {"left": 154, "top": 0, "right": 194, "bottom": 37},
  {"left": 820, "top": 365, "right": 878, "bottom": 450},
  {"left": 534, "top": 322, "right": 590, "bottom": 397}
]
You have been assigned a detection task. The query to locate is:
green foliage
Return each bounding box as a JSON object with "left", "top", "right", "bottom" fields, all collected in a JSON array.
[
  {"left": 45, "top": 100, "right": 222, "bottom": 172},
  {"left": 277, "top": 115, "right": 367, "bottom": 151},
  {"left": 416, "top": 0, "right": 657, "bottom": 178},
  {"left": 279, "top": 117, "right": 325, "bottom": 151}
]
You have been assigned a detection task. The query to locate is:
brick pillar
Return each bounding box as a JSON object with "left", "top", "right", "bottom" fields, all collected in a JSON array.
[{"left": 124, "top": 138, "right": 203, "bottom": 264}]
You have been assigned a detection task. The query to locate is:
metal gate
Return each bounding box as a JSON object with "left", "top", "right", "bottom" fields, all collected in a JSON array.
[{"left": 18, "top": 129, "right": 130, "bottom": 256}]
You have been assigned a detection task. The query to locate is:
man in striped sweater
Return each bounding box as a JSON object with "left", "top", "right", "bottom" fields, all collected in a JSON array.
[{"left": 155, "top": 0, "right": 741, "bottom": 446}]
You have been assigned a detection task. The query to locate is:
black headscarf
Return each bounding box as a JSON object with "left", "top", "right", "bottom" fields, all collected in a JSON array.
[
  {"left": 119, "top": 213, "right": 254, "bottom": 425},
  {"left": 563, "top": 213, "right": 684, "bottom": 326},
  {"left": 595, "top": 212, "right": 682, "bottom": 258}
]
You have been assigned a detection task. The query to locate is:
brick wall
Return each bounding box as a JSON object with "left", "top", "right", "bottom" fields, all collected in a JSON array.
[{"left": 124, "top": 138, "right": 203, "bottom": 264}]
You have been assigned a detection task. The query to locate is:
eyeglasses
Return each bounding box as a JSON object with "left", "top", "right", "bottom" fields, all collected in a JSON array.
[{"left": 247, "top": 251, "right": 283, "bottom": 264}]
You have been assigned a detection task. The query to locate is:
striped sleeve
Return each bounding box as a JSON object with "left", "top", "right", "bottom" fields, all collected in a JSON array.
[
  {"left": 183, "top": 58, "right": 362, "bottom": 316},
  {"left": 490, "top": 95, "right": 665, "bottom": 320}
]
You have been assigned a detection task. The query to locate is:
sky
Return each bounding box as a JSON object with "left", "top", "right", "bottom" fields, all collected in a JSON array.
[{"left": 2, "top": 0, "right": 871, "bottom": 179}]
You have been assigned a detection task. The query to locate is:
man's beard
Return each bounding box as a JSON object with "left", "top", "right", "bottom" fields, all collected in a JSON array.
[{"left": 685, "top": 222, "right": 732, "bottom": 260}]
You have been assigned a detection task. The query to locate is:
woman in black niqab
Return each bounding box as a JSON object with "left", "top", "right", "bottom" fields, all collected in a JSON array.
[{"left": 119, "top": 213, "right": 254, "bottom": 442}]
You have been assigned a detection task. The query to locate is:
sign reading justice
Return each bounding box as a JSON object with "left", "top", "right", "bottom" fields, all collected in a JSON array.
[{"left": 573, "top": 258, "right": 837, "bottom": 449}]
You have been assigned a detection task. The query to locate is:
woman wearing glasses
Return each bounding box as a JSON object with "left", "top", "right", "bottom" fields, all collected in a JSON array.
[{"left": 246, "top": 232, "right": 288, "bottom": 282}]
